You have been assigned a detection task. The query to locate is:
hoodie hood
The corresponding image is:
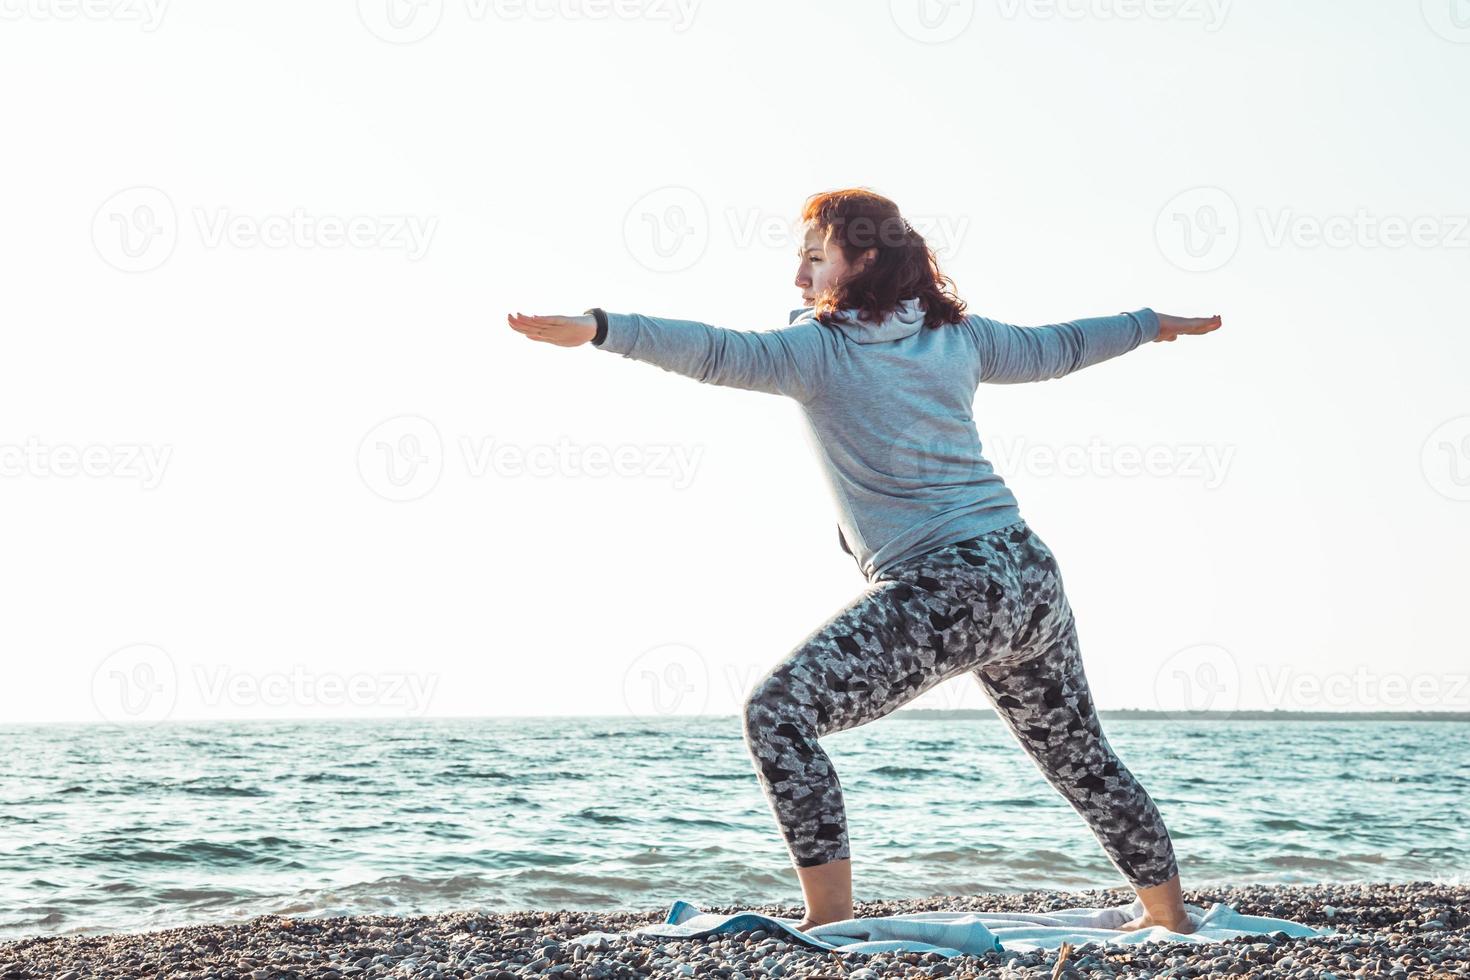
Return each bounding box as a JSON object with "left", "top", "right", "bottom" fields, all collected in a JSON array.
[{"left": 788, "top": 296, "right": 926, "bottom": 344}]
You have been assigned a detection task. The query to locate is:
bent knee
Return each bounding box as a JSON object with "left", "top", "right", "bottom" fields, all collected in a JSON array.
[
  {"left": 742, "top": 681, "right": 780, "bottom": 744},
  {"left": 743, "top": 674, "right": 826, "bottom": 749}
]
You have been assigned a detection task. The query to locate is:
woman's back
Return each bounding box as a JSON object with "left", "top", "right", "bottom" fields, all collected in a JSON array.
[
  {"left": 586, "top": 299, "right": 1161, "bottom": 582},
  {"left": 794, "top": 297, "right": 1017, "bottom": 581}
]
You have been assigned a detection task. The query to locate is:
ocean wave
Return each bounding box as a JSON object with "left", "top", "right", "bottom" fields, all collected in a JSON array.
[
  {"left": 867, "top": 765, "right": 943, "bottom": 777},
  {"left": 175, "top": 780, "right": 270, "bottom": 798},
  {"left": 6, "top": 716, "right": 1466, "bottom": 940},
  {"left": 435, "top": 768, "right": 513, "bottom": 779},
  {"left": 1259, "top": 817, "right": 1329, "bottom": 832},
  {"left": 571, "top": 808, "right": 633, "bottom": 825}
]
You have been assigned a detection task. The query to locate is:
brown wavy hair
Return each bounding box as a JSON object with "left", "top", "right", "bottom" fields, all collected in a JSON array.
[{"left": 799, "top": 188, "right": 967, "bottom": 330}]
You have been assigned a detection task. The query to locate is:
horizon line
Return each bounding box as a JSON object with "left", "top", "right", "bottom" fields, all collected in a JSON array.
[{"left": 5, "top": 707, "right": 1470, "bottom": 727}]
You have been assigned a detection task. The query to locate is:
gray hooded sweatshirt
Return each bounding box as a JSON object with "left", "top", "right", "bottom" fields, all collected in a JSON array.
[{"left": 585, "top": 298, "right": 1160, "bottom": 582}]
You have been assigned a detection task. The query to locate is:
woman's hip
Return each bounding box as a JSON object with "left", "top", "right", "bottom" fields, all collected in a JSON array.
[
  {"left": 873, "top": 519, "right": 1071, "bottom": 658},
  {"left": 874, "top": 519, "right": 1058, "bottom": 583}
]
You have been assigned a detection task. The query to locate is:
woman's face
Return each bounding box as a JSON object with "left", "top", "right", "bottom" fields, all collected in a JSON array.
[{"left": 795, "top": 222, "right": 871, "bottom": 306}]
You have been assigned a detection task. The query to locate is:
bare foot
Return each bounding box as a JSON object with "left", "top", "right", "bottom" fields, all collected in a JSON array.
[
  {"left": 792, "top": 912, "right": 851, "bottom": 932},
  {"left": 1119, "top": 909, "right": 1197, "bottom": 934}
]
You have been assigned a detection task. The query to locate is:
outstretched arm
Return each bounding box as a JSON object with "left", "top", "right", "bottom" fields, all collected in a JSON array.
[
  {"left": 967, "top": 309, "right": 1221, "bottom": 384},
  {"left": 506, "top": 308, "right": 832, "bottom": 402}
]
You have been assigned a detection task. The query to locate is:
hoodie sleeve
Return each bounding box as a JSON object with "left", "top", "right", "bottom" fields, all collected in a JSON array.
[
  {"left": 966, "top": 309, "right": 1160, "bottom": 384},
  {"left": 585, "top": 308, "right": 832, "bottom": 402}
]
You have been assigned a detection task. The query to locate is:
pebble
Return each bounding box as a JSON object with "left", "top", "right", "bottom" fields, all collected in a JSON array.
[{"left": 1, "top": 880, "right": 1467, "bottom": 978}]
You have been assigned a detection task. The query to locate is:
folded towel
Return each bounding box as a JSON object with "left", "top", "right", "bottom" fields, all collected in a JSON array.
[{"left": 567, "top": 896, "right": 1331, "bottom": 958}]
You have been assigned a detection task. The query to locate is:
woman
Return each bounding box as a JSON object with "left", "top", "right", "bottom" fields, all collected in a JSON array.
[{"left": 507, "top": 188, "right": 1220, "bottom": 935}]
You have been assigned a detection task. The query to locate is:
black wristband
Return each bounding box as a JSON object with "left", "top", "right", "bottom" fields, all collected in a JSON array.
[{"left": 583, "top": 307, "right": 609, "bottom": 347}]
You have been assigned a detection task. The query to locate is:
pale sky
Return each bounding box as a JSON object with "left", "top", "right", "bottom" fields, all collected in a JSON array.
[{"left": 1, "top": 0, "right": 1467, "bottom": 724}]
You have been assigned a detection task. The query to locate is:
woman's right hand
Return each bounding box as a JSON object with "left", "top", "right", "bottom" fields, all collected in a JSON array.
[{"left": 1154, "top": 313, "right": 1223, "bottom": 343}]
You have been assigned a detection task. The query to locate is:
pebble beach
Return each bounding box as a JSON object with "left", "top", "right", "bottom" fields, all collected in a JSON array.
[{"left": 2, "top": 880, "right": 1466, "bottom": 980}]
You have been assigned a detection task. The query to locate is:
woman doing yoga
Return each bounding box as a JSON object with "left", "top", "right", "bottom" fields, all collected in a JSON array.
[{"left": 507, "top": 188, "right": 1220, "bottom": 935}]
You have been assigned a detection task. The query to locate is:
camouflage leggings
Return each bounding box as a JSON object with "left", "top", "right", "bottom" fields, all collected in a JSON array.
[{"left": 741, "top": 519, "right": 1180, "bottom": 890}]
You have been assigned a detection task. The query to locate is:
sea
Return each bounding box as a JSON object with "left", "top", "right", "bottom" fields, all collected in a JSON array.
[{"left": 3, "top": 715, "right": 1467, "bottom": 941}]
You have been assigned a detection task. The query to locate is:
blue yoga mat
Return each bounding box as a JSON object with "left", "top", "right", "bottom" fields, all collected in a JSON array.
[{"left": 567, "top": 896, "right": 1331, "bottom": 958}]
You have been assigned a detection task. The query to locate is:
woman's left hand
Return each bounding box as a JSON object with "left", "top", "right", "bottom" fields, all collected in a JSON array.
[
  {"left": 1154, "top": 313, "right": 1222, "bottom": 343},
  {"left": 506, "top": 312, "right": 597, "bottom": 348}
]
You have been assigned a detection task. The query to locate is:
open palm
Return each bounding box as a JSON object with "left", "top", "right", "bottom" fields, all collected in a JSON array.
[
  {"left": 1155, "top": 313, "right": 1222, "bottom": 343},
  {"left": 506, "top": 312, "right": 597, "bottom": 348}
]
